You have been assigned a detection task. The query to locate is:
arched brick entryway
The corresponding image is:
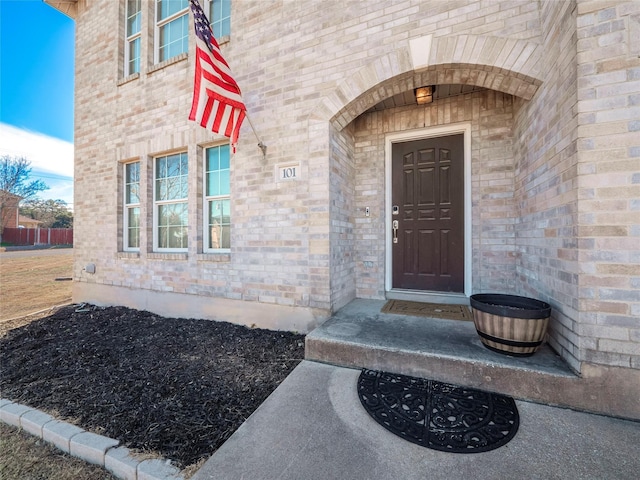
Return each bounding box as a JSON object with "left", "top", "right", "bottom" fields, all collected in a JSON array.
[
  {"left": 310, "top": 34, "right": 543, "bottom": 130},
  {"left": 313, "top": 34, "right": 544, "bottom": 311}
]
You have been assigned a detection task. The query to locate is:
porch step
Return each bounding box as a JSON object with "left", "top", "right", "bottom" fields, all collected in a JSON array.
[{"left": 305, "top": 298, "right": 584, "bottom": 411}]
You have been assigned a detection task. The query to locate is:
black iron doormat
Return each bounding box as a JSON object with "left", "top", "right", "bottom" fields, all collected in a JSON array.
[{"left": 358, "top": 369, "right": 519, "bottom": 453}]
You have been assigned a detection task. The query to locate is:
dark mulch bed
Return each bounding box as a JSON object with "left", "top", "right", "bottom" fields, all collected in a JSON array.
[{"left": 0, "top": 305, "right": 305, "bottom": 469}]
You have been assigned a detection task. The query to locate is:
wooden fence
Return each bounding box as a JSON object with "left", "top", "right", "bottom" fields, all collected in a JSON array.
[{"left": 2, "top": 228, "right": 73, "bottom": 246}]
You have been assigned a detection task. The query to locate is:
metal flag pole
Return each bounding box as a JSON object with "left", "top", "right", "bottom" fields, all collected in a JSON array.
[{"left": 244, "top": 113, "right": 267, "bottom": 158}]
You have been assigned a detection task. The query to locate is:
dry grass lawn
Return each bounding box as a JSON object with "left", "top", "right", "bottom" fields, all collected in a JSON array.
[
  {"left": 0, "top": 422, "right": 116, "bottom": 480},
  {"left": 0, "top": 251, "right": 73, "bottom": 327}
]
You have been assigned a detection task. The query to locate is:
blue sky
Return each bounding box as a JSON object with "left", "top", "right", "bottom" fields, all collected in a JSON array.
[{"left": 1, "top": 0, "right": 75, "bottom": 206}]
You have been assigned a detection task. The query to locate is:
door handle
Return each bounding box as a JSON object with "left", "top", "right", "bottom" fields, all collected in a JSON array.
[{"left": 392, "top": 220, "right": 398, "bottom": 244}]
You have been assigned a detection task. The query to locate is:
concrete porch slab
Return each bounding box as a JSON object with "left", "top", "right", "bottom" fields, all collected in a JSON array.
[
  {"left": 192, "top": 361, "right": 640, "bottom": 480},
  {"left": 305, "top": 299, "right": 631, "bottom": 417}
]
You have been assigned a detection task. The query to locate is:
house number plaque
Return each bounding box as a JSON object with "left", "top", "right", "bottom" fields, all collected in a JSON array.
[{"left": 276, "top": 163, "right": 300, "bottom": 182}]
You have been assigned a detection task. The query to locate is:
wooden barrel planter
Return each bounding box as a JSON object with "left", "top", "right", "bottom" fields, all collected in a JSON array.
[{"left": 470, "top": 294, "right": 551, "bottom": 357}]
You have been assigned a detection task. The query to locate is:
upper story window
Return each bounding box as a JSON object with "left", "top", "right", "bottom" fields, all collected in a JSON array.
[
  {"left": 209, "top": 0, "right": 231, "bottom": 39},
  {"left": 125, "top": 0, "right": 141, "bottom": 75},
  {"left": 156, "top": 0, "right": 189, "bottom": 62},
  {"left": 204, "top": 145, "right": 230, "bottom": 251},
  {"left": 154, "top": 152, "right": 189, "bottom": 251},
  {"left": 124, "top": 161, "right": 141, "bottom": 251}
]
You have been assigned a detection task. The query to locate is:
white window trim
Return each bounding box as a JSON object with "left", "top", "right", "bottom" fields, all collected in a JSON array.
[
  {"left": 154, "top": 0, "right": 189, "bottom": 64},
  {"left": 123, "top": 161, "right": 140, "bottom": 252},
  {"left": 153, "top": 153, "right": 189, "bottom": 253},
  {"left": 203, "top": 145, "right": 231, "bottom": 254},
  {"left": 124, "top": 0, "right": 141, "bottom": 76}
]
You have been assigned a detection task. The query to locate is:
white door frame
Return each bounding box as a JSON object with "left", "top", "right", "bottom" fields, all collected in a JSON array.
[{"left": 384, "top": 123, "right": 472, "bottom": 303}]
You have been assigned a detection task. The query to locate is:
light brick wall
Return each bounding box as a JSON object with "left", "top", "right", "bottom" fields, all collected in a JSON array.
[
  {"left": 329, "top": 123, "right": 357, "bottom": 311},
  {"left": 575, "top": 0, "right": 640, "bottom": 369},
  {"left": 74, "top": 0, "right": 540, "bottom": 315},
  {"left": 511, "top": 0, "right": 640, "bottom": 372},
  {"left": 512, "top": 0, "right": 581, "bottom": 371},
  {"left": 70, "top": 0, "right": 639, "bottom": 369}
]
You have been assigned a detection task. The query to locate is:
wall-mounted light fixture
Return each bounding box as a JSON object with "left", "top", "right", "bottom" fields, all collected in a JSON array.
[{"left": 415, "top": 86, "right": 435, "bottom": 105}]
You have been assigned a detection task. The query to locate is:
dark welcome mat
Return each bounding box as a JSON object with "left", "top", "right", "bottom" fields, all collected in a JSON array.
[
  {"left": 381, "top": 300, "right": 472, "bottom": 321},
  {"left": 358, "top": 369, "right": 519, "bottom": 453}
]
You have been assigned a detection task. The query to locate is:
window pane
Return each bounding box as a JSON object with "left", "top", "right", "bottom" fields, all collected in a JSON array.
[
  {"left": 127, "top": 0, "right": 141, "bottom": 35},
  {"left": 207, "top": 151, "right": 219, "bottom": 172},
  {"left": 205, "top": 145, "right": 230, "bottom": 250},
  {"left": 157, "top": 157, "right": 166, "bottom": 178},
  {"left": 219, "top": 144, "right": 230, "bottom": 169},
  {"left": 180, "top": 176, "right": 188, "bottom": 199},
  {"left": 157, "top": 0, "right": 187, "bottom": 21},
  {"left": 158, "top": 202, "right": 188, "bottom": 249},
  {"left": 219, "top": 170, "right": 230, "bottom": 195},
  {"left": 128, "top": 229, "right": 140, "bottom": 248},
  {"left": 128, "top": 207, "right": 140, "bottom": 248},
  {"left": 211, "top": 0, "right": 221, "bottom": 19},
  {"left": 219, "top": 15, "right": 230, "bottom": 37},
  {"left": 125, "top": 162, "right": 140, "bottom": 204},
  {"left": 205, "top": 145, "right": 229, "bottom": 197},
  {"left": 128, "top": 37, "right": 140, "bottom": 75},
  {"left": 128, "top": 206, "right": 140, "bottom": 227},
  {"left": 221, "top": 0, "right": 231, "bottom": 18},
  {"left": 208, "top": 199, "right": 230, "bottom": 249},
  {"left": 167, "top": 155, "right": 180, "bottom": 177},
  {"left": 128, "top": 162, "right": 140, "bottom": 182},
  {"left": 126, "top": 182, "right": 139, "bottom": 204},
  {"left": 159, "top": 14, "right": 188, "bottom": 61},
  {"left": 156, "top": 154, "right": 188, "bottom": 201},
  {"left": 207, "top": 171, "right": 220, "bottom": 197},
  {"left": 211, "top": 0, "right": 231, "bottom": 38},
  {"left": 156, "top": 178, "right": 165, "bottom": 200}
]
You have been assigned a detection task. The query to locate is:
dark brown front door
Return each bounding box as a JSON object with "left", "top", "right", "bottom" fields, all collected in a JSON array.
[{"left": 392, "top": 134, "right": 464, "bottom": 292}]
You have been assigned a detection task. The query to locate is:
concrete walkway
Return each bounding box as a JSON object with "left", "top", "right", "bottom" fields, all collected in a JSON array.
[{"left": 193, "top": 361, "right": 640, "bottom": 480}]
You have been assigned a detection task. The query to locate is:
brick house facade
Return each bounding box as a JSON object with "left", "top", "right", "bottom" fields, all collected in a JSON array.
[
  {"left": 47, "top": 0, "right": 639, "bottom": 415},
  {"left": 0, "top": 191, "right": 21, "bottom": 230}
]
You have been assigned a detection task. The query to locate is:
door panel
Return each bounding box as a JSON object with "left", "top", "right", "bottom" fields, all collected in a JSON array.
[{"left": 392, "top": 134, "right": 464, "bottom": 292}]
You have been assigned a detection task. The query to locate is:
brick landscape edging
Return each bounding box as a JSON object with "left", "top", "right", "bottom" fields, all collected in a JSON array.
[{"left": 0, "top": 398, "right": 184, "bottom": 480}]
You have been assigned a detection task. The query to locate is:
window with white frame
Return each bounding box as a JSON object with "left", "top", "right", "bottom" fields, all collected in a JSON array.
[
  {"left": 124, "top": 161, "right": 141, "bottom": 250},
  {"left": 125, "top": 0, "right": 141, "bottom": 75},
  {"left": 204, "top": 145, "right": 230, "bottom": 251},
  {"left": 154, "top": 152, "right": 188, "bottom": 251},
  {"left": 156, "top": 0, "right": 189, "bottom": 62},
  {"left": 209, "top": 0, "right": 231, "bottom": 39}
]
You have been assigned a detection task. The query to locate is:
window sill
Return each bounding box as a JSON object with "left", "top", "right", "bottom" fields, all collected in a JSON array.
[
  {"left": 148, "top": 52, "right": 188, "bottom": 75},
  {"left": 148, "top": 252, "right": 188, "bottom": 261},
  {"left": 117, "top": 251, "right": 140, "bottom": 259},
  {"left": 197, "top": 253, "right": 230, "bottom": 263},
  {"left": 117, "top": 72, "right": 140, "bottom": 86},
  {"left": 217, "top": 35, "right": 230, "bottom": 46}
]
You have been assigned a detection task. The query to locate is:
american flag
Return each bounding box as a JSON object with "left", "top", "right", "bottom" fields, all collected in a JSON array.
[{"left": 188, "top": 0, "right": 246, "bottom": 151}]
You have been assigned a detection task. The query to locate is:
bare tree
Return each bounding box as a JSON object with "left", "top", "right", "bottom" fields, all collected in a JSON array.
[{"left": 0, "top": 155, "right": 48, "bottom": 240}]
